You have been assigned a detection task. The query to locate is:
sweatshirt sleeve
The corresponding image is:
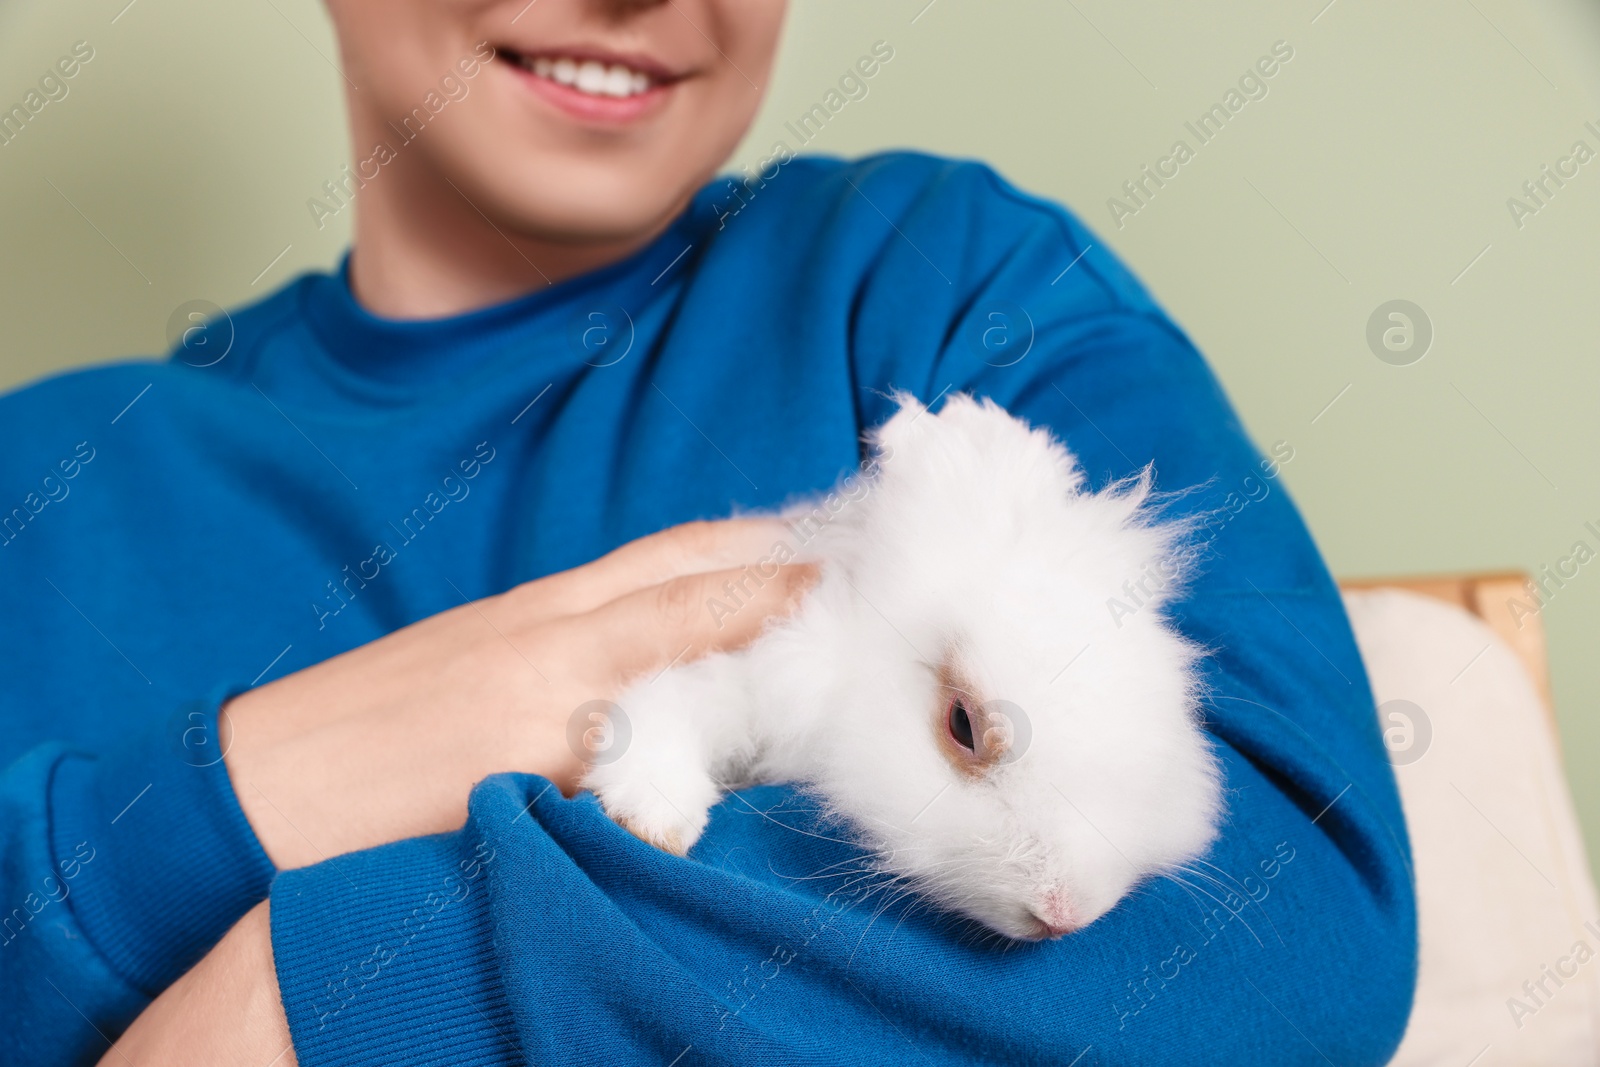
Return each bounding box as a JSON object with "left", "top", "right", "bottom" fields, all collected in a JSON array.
[
  {"left": 0, "top": 693, "right": 276, "bottom": 1066},
  {"left": 858, "top": 158, "right": 1420, "bottom": 1054},
  {"left": 268, "top": 158, "right": 1416, "bottom": 1066}
]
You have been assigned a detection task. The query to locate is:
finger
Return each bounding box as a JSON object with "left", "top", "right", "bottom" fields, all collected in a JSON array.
[
  {"left": 509, "top": 518, "right": 798, "bottom": 625},
  {"left": 585, "top": 561, "right": 820, "bottom": 681}
]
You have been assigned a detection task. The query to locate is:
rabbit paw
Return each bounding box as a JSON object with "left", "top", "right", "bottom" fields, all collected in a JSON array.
[{"left": 586, "top": 758, "right": 721, "bottom": 857}]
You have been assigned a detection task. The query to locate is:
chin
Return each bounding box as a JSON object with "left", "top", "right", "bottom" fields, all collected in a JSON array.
[{"left": 430, "top": 126, "right": 715, "bottom": 246}]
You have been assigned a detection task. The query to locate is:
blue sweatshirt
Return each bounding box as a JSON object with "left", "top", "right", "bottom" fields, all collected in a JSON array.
[{"left": 0, "top": 153, "right": 1414, "bottom": 1066}]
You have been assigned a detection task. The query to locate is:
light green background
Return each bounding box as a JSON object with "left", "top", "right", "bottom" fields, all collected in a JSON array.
[{"left": 2, "top": 1, "right": 1596, "bottom": 870}]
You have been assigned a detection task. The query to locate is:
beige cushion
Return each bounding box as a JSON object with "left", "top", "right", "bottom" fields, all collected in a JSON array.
[{"left": 1343, "top": 588, "right": 1600, "bottom": 1066}]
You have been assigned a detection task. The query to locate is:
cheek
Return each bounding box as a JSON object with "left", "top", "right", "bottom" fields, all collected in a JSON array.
[
  {"left": 666, "top": 2, "right": 787, "bottom": 157},
  {"left": 336, "top": 2, "right": 482, "bottom": 120},
  {"left": 709, "top": 0, "right": 789, "bottom": 72}
]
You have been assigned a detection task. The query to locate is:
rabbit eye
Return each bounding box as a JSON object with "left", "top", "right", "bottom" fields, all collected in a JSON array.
[{"left": 947, "top": 696, "right": 976, "bottom": 752}]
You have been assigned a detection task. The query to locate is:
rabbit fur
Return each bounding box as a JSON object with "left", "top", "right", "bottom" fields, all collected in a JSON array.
[{"left": 583, "top": 393, "right": 1222, "bottom": 940}]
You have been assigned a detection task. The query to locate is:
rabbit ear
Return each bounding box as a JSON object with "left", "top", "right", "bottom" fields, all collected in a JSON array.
[{"left": 866, "top": 390, "right": 931, "bottom": 461}]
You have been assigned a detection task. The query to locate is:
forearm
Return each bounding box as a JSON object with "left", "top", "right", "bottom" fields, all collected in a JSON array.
[{"left": 101, "top": 903, "right": 295, "bottom": 1067}]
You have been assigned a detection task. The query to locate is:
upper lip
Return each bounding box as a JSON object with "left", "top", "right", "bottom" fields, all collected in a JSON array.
[{"left": 494, "top": 43, "right": 688, "bottom": 83}]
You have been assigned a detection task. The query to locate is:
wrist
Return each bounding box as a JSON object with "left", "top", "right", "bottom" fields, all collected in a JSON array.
[{"left": 223, "top": 690, "right": 426, "bottom": 870}]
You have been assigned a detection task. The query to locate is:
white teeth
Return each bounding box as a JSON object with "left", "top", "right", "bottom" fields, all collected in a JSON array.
[
  {"left": 520, "top": 53, "right": 656, "bottom": 98},
  {"left": 575, "top": 60, "right": 606, "bottom": 94},
  {"left": 601, "top": 65, "right": 634, "bottom": 97}
]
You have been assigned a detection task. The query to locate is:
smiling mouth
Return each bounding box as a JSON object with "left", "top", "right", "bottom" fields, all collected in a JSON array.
[{"left": 500, "top": 48, "right": 679, "bottom": 100}]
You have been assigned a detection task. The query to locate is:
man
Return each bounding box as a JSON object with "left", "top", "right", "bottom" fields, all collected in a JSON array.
[{"left": 0, "top": 0, "right": 1415, "bottom": 1063}]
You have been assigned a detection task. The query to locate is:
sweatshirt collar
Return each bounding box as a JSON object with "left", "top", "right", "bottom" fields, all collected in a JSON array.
[{"left": 298, "top": 193, "right": 714, "bottom": 393}]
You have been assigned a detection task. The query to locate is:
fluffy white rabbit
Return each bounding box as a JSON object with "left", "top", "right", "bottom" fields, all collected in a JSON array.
[{"left": 583, "top": 394, "right": 1222, "bottom": 940}]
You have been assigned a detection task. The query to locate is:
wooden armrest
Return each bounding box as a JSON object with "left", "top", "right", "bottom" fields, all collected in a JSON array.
[{"left": 1339, "top": 570, "right": 1552, "bottom": 716}]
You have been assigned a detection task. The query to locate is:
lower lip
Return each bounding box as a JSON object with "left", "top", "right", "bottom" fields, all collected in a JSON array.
[{"left": 503, "top": 60, "right": 674, "bottom": 125}]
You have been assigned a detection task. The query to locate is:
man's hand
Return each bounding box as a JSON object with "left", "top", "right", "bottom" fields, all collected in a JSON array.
[{"left": 225, "top": 517, "right": 814, "bottom": 869}]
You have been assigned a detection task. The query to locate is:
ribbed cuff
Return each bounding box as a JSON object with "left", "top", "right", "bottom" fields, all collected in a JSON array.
[
  {"left": 48, "top": 687, "right": 277, "bottom": 994},
  {"left": 270, "top": 828, "right": 519, "bottom": 1067}
]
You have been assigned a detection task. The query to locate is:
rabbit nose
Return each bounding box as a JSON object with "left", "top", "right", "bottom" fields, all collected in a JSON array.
[{"left": 1030, "top": 888, "right": 1079, "bottom": 938}]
